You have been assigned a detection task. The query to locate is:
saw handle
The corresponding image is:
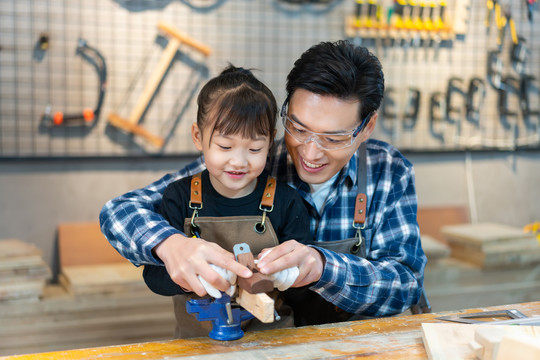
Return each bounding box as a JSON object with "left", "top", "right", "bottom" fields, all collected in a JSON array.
[{"left": 157, "top": 22, "right": 212, "bottom": 56}]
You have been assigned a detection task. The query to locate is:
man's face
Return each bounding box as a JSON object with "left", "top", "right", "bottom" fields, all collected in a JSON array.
[{"left": 284, "top": 89, "right": 376, "bottom": 185}]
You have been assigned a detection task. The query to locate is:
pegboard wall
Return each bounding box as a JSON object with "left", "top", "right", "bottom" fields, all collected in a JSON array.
[{"left": 0, "top": 0, "right": 539, "bottom": 159}]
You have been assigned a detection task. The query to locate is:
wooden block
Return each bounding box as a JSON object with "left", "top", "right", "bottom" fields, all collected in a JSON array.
[
  {"left": 237, "top": 252, "right": 256, "bottom": 270},
  {"left": 496, "top": 333, "right": 540, "bottom": 360},
  {"left": 422, "top": 323, "right": 477, "bottom": 360},
  {"left": 60, "top": 263, "right": 145, "bottom": 297},
  {"left": 0, "top": 239, "right": 43, "bottom": 270},
  {"left": 237, "top": 274, "right": 274, "bottom": 294},
  {"left": 236, "top": 288, "right": 274, "bottom": 323},
  {"left": 442, "top": 223, "right": 540, "bottom": 268},
  {"left": 448, "top": 241, "right": 540, "bottom": 268},
  {"left": 468, "top": 340, "right": 483, "bottom": 359},
  {"left": 0, "top": 262, "right": 51, "bottom": 281},
  {"left": 236, "top": 249, "right": 274, "bottom": 294},
  {"left": 58, "top": 222, "right": 127, "bottom": 268},
  {"left": 475, "top": 327, "right": 504, "bottom": 360},
  {"left": 0, "top": 240, "right": 51, "bottom": 301},
  {"left": 442, "top": 223, "right": 537, "bottom": 248},
  {"left": 0, "top": 280, "right": 46, "bottom": 301},
  {"left": 421, "top": 323, "right": 540, "bottom": 360}
]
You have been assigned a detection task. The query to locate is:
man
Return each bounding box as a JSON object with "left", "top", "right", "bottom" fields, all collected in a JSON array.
[{"left": 100, "top": 40, "right": 427, "bottom": 326}]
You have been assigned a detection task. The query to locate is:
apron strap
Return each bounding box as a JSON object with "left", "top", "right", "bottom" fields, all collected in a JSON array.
[
  {"left": 353, "top": 142, "right": 367, "bottom": 229},
  {"left": 255, "top": 176, "right": 277, "bottom": 234},
  {"left": 259, "top": 176, "right": 277, "bottom": 211},
  {"left": 189, "top": 173, "right": 203, "bottom": 210},
  {"left": 189, "top": 173, "right": 203, "bottom": 237}
]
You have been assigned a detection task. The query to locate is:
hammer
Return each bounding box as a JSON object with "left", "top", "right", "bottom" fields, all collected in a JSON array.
[{"left": 108, "top": 22, "right": 211, "bottom": 148}]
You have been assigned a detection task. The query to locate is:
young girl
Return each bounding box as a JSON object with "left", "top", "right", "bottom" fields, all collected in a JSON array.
[{"left": 143, "top": 65, "right": 310, "bottom": 338}]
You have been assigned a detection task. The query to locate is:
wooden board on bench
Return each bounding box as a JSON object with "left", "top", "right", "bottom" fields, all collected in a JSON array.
[{"left": 57, "top": 223, "right": 145, "bottom": 297}]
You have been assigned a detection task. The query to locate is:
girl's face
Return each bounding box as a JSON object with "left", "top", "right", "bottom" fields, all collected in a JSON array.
[{"left": 192, "top": 122, "right": 271, "bottom": 199}]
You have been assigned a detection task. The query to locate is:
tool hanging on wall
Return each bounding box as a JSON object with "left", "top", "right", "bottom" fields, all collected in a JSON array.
[
  {"left": 107, "top": 22, "right": 211, "bottom": 148},
  {"left": 354, "top": 0, "right": 366, "bottom": 28},
  {"left": 511, "top": 37, "right": 528, "bottom": 75},
  {"left": 345, "top": 0, "right": 471, "bottom": 63},
  {"left": 445, "top": 77, "right": 467, "bottom": 143},
  {"left": 402, "top": 87, "right": 421, "bottom": 130},
  {"left": 380, "top": 87, "right": 398, "bottom": 136},
  {"left": 485, "top": 0, "right": 498, "bottom": 32},
  {"left": 519, "top": 75, "right": 540, "bottom": 130},
  {"left": 487, "top": 50, "right": 504, "bottom": 91},
  {"left": 41, "top": 38, "right": 107, "bottom": 127},
  {"left": 465, "top": 78, "right": 486, "bottom": 128},
  {"left": 38, "top": 33, "right": 50, "bottom": 51},
  {"left": 526, "top": 0, "right": 538, "bottom": 23},
  {"left": 445, "top": 77, "right": 466, "bottom": 125},
  {"left": 33, "top": 32, "right": 50, "bottom": 61},
  {"left": 429, "top": 91, "right": 446, "bottom": 142},
  {"left": 495, "top": 4, "right": 518, "bottom": 49},
  {"left": 497, "top": 75, "right": 520, "bottom": 130}
]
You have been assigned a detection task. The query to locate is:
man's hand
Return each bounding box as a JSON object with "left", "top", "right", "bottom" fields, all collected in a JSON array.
[
  {"left": 256, "top": 240, "right": 324, "bottom": 288},
  {"left": 153, "top": 234, "right": 252, "bottom": 297}
]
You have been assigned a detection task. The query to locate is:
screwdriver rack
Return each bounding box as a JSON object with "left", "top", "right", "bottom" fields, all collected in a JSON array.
[{"left": 345, "top": 0, "right": 471, "bottom": 43}]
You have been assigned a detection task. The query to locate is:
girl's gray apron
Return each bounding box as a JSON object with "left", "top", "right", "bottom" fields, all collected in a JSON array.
[{"left": 172, "top": 174, "right": 294, "bottom": 338}]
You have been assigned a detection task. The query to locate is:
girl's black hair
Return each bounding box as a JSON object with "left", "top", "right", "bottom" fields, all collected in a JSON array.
[{"left": 197, "top": 64, "right": 277, "bottom": 143}]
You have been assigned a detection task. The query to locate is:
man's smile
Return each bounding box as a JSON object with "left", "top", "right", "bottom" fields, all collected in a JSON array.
[{"left": 301, "top": 157, "right": 327, "bottom": 172}]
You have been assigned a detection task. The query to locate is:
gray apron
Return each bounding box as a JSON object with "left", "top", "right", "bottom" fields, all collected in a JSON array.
[
  {"left": 172, "top": 174, "right": 294, "bottom": 339},
  {"left": 287, "top": 141, "right": 430, "bottom": 325},
  {"left": 285, "top": 142, "right": 368, "bottom": 326}
]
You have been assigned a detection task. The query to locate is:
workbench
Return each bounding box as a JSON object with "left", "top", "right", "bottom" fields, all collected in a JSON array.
[{"left": 2, "top": 301, "right": 539, "bottom": 360}]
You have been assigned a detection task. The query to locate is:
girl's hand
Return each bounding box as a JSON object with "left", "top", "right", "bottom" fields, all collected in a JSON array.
[
  {"left": 256, "top": 240, "right": 324, "bottom": 288},
  {"left": 154, "top": 234, "right": 252, "bottom": 297}
]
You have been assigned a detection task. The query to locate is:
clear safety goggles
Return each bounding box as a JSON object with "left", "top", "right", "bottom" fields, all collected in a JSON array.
[{"left": 280, "top": 100, "right": 372, "bottom": 150}]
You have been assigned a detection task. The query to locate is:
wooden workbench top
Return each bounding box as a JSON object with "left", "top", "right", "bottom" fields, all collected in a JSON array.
[{"left": 3, "top": 301, "right": 540, "bottom": 360}]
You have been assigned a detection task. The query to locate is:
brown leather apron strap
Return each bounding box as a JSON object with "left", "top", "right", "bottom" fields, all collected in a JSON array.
[
  {"left": 189, "top": 173, "right": 203, "bottom": 210},
  {"left": 260, "top": 176, "right": 277, "bottom": 211},
  {"left": 256, "top": 176, "right": 277, "bottom": 234},
  {"left": 353, "top": 193, "right": 367, "bottom": 226}
]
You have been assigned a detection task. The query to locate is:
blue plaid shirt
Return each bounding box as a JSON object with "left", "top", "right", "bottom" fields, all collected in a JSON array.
[{"left": 100, "top": 138, "right": 426, "bottom": 317}]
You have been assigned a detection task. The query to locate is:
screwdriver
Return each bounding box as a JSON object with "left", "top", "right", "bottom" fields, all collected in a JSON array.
[
  {"left": 485, "top": 0, "right": 497, "bottom": 30},
  {"left": 355, "top": 0, "right": 366, "bottom": 28}
]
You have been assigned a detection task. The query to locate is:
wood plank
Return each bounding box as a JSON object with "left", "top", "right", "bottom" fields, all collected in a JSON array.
[
  {"left": 0, "top": 280, "right": 46, "bottom": 301},
  {"left": 441, "top": 223, "right": 540, "bottom": 268},
  {"left": 57, "top": 223, "right": 127, "bottom": 268},
  {"left": 0, "top": 239, "right": 42, "bottom": 259},
  {"left": 442, "top": 222, "right": 537, "bottom": 248},
  {"left": 497, "top": 333, "right": 540, "bottom": 360},
  {"left": 2, "top": 301, "right": 539, "bottom": 360},
  {"left": 0, "top": 239, "right": 51, "bottom": 300},
  {"left": 0, "top": 262, "right": 51, "bottom": 280},
  {"left": 421, "top": 323, "right": 540, "bottom": 360},
  {"left": 0, "top": 239, "right": 43, "bottom": 270},
  {"left": 60, "top": 263, "right": 145, "bottom": 296},
  {"left": 447, "top": 241, "right": 540, "bottom": 268}
]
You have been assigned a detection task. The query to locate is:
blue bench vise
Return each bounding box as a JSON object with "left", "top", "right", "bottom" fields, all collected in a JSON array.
[{"left": 186, "top": 294, "right": 254, "bottom": 341}]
